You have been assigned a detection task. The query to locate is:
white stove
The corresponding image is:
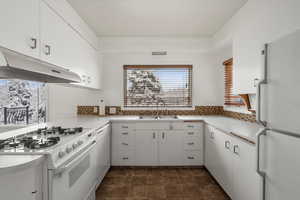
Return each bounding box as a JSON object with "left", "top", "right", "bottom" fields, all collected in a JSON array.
[{"left": 0, "top": 125, "right": 97, "bottom": 169}]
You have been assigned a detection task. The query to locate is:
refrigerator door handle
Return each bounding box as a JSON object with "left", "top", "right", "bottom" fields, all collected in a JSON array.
[
  {"left": 257, "top": 128, "right": 267, "bottom": 200},
  {"left": 256, "top": 44, "right": 268, "bottom": 127}
]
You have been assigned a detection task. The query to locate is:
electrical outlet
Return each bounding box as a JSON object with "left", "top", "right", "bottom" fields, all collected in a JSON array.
[
  {"left": 93, "top": 106, "right": 98, "bottom": 113},
  {"left": 109, "top": 107, "right": 117, "bottom": 114}
]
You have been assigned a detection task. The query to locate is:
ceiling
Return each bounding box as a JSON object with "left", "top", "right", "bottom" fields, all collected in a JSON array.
[{"left": 67, "top": 0, "right": 247, "bottom": 37}]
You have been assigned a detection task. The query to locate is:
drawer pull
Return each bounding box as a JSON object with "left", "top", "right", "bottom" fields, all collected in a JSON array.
[
  {"left": 122, "top": 132, "right": 128, "bottom": 135},
  {"left": 121, "top": 126, "right": 129, "bottom": 128},
  {"left": 233, "top": 145, "right": 239, "bottom": 155},
  {"left": 122, "top": 142, "right": 129, "bottom": 146},
  {"left": 188, "top": 132, "right": 194, "bottom": 135},
  {"left": 187, "top": 142, "right": 194, "bottom": 145},
  {"left": 187, "top": 156, "right": 195, "bottom": 160},
  {"left": 225, "top": 141, "right": 230, "bottom": 149},
  {"left": 122, "top": 157, "right": 129, "bottom": 160}
]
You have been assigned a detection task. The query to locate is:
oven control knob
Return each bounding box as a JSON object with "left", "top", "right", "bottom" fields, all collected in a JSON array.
[
  {"left": 58, "top": 151, "right": 65, "bottom": 158},
  {"left": 72, "top": 143, "right": 78, "bottom": 149},
  {"left": 66, "top": 146, "right": 73, "bottom": 153},
  {"left": 77, "top": 140, "right": 83, "bottom": 146}
]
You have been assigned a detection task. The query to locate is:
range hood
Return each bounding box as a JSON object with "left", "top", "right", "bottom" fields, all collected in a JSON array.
[{"left": 0, "top": 47, "right": 81, "bottom": 83}]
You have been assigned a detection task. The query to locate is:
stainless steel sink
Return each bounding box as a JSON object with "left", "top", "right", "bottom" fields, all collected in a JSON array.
[{"left": 139, "top": 115, "right": 178, "bottom": 120}]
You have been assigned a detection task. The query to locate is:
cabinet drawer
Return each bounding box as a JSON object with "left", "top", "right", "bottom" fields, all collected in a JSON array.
[
  {"left": 172, "top": 122, "right": 203, "bottom": 130},
  {"left": 184, "top": 130, "right": 202, "bottom": 137},
  {"left": 112, "top": 151, "right": 135, "bottom": 166},
  {"left": 113, "top": 123, "right": 135, "bottom": 131},
  {"left": 184, "top": 137, "right": 202, "bottom": 150},
  {"left": 183, "top": 151, "right": 202, "bottom": 165}
]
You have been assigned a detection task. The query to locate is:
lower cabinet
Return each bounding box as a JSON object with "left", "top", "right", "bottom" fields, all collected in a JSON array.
[
  {"left": 135, "top": 131, "right": 158, "bottom": 166},
  {"left": 205, "top": 125, "right": 261, "bottom": 200},
  {"left": 112, "top": 122, "right": 203, "bottom": 166}
]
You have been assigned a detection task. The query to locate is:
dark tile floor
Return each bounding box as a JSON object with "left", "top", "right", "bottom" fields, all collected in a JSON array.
[{"left": 96, "top": 167, "right": 230, "bottom": 200}]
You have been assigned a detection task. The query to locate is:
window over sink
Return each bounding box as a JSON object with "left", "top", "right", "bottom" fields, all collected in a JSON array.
[{"left": 123, "top": 65, "right": 192, "bottom": 108}]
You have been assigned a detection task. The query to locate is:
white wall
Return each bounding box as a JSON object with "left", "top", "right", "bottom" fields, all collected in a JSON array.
[
  {"left": 48, "top": 84, "right": 103, "bottom": 120},
  {"left": 100, "top": 37, "right": 224, "bottom": 107},
  {"left": 214, "top": 0, "right": 300, "bottom": 93}
]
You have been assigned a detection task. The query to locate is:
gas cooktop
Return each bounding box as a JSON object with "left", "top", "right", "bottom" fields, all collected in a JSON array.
[{"left": 0, "top": 126, "right": 84, "bottom": 152}]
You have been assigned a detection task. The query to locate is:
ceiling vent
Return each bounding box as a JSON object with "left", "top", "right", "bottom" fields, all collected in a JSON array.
[{"left": 152, "top": 51, "right": 167, "bottom": 56}]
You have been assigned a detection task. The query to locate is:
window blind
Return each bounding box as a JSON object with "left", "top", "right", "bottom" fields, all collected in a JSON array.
[
  {"left": 123, "top": 65, "right": 192, "bottom": 107},
  {"left": 223, "top": 59, "right": 244, "bottom": 106}
]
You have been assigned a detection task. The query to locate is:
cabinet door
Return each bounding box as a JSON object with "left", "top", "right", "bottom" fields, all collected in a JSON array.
[
  {"left": 40, "top": 1, "right": 80, "bottom": 70},
  {"left": 0, "top": 160, "right": 43, "bottom": 200},
  {"left": 158, "top": 131, "right": 183, "bottom": 166},
  {"left": 205, "top": 126, "right": 217, "bottom": 175},
  {"left": 0, "top": 0, "right": 39, "bottom": 58},
  {"left": 213, "top": 129, "right": 233, "bottom": 198},
  {"left": 232, "top": 138, "right": 261, "bottom": 200},
  {"left": 135, "top": 131, "right": 158, "bottom": 166}
]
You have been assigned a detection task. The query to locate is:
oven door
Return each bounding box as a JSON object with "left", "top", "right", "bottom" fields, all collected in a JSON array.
[{"left": 48, "top": 141, "right": 97, "bottom": 200}]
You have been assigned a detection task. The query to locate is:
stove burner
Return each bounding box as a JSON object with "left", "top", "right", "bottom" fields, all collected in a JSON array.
[{"left": 0, "top": 126, "right": 83, "bottom": 151}]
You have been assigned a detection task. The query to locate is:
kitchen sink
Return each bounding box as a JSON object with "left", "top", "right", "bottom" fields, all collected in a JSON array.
[{"left": 139, "top": 115, "right": 178, "bottom": 120}]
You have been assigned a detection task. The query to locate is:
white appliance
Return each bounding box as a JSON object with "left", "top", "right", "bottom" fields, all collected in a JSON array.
[
  {"left": 0, "top": 123, "right": 111, "bottom": 200},
  {"left": 0, "top": 47, "right": 81, "bottom": 83},
  {"left": 256, "top": 29, "right": 300, "bottom": 200}
]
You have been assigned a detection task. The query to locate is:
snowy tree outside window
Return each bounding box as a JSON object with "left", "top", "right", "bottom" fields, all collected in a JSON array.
[
  {"left": 124, "top": 65, "right": 192, "bottom": 107},
  {"left": 0, "top": 80, "right": 47, "bottom": 125}
]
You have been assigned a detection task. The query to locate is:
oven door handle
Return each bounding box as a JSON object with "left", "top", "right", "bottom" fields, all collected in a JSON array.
[{"left": 54, "top": 140, "right": 96, "bottom": 175}]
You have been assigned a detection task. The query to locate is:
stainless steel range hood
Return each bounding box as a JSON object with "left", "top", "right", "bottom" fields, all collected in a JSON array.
[{"left": 0, "top": 47, "right": 81, "bottom": 83}]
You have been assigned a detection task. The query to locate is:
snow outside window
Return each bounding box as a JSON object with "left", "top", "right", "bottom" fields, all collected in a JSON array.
[
  {"left": 0, "top": 80, "right": 47, "bottom": 125},
  {"left": 124, "top": 65, "right": 192, "bottom": 107}
]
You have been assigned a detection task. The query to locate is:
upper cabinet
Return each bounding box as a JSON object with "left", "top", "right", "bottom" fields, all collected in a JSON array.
[
  {"left": 0, "top": 0, "right": 40, "bottom": 59},
  {"left": 0, "top": 0, "right": 101, "bottom": 90},
  {"left": 232, "top": 37, "right": 263, "bottom": 94}
]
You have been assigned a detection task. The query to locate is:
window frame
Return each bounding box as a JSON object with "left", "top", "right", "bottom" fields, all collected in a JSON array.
[
  {"left": 123, "top": 65, "right": 193, "bottom": 108},
  {"left": 223, "top": 58, "right": 244, "bottom": 106}
]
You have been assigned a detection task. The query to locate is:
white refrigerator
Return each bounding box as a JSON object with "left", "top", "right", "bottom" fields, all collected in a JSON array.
[{"left": 257, "top": 29, "right": 300, "bottom": 200}]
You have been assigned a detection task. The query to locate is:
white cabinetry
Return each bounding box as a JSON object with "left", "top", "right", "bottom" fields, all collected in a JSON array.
[
  {"left": 135, "top": 131, "right": 158, "bottom": 166},
  {"left": 0, "top": 158, "right": 44, "bottom": 200},
  {"left": 205, "top": 125, "right": 260, "bottom": 200},
  {"left": 158, "top": 131, "right": 183, "bottom": 166},
  {"left": 0, "top": 0, "right": 101, "bottom": 90},
  {"left": 0, "top": 0, "right": 40, "bottom": 59},
  {"left": 112, "top": 121, "right": 203, "bottom": 166}
]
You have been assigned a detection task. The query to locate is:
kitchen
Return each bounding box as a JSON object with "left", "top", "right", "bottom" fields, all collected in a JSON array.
[{"left": 0, "top": 0, "right": 299, "bottom": 200}]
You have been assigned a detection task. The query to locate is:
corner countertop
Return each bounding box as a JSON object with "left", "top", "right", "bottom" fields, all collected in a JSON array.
[{"left": 0, "top": 155, "right": 44, "bottom": 174}]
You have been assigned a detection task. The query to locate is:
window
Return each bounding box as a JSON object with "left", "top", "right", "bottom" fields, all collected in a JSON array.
[
  {"left": 223, "top": 59, "right": 244, "bottom": 106},
  {"left": 0, "top": 80, "right": 47, "bottom": 125},
  {"left": 124, "top": 65, "right": 192, "bottom": 107}
]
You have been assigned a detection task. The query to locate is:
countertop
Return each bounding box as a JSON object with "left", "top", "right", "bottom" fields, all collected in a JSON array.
[
  {"left": 0, "top": 115, "right": 262, "bottom": 170},
  {"left": 0, "top": 155, "right": 44, "bottom": 174}
]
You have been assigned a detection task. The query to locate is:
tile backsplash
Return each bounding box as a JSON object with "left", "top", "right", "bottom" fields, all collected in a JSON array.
[{"left": 77, "top": 105, "right": 256, "bottom": 123}]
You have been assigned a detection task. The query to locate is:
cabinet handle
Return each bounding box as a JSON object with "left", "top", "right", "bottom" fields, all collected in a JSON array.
[
  {"left": 188, "top": 132, "right": 194, "bottom": 135},
  {"left": 187, "top": 125, "right": 194, "bottom": 128},
  {"left": 225, "top": 141, "right": 230, "bottom": 149},
  {"left": 45, "top": 45, "right": 51, "bottom": 55},
  {"left": 122, "top": 157, "right": 129, "bottom": 160},
  {"left": 153, "top": 132, "right": 156, "bottom": 139},
  {"left": 254, "top": 78, "right": 259, "bottom": 88},
  {"left": 31, "top": 190, "right": 38, "bottom": 194},
  {"left": 188, "top": 142, "right": 194, "bottom": 145},
  {"left": 122, "top": 126, "right": 129, "bottom": 128},
  {"left": 162, "top": 132, "right": 165, "bottom": 139},
  {"left": 122, "top": 142, "right": 128, "bottom": 146},
  {"left": 30, "top": 38, "right": 37, "bottom": 49},
  {"left": 210, "top": 132, "right": 214, "bottom": 139},
  {"left": 233, "top": 145, "right": 239, "bottom": 155},
  {"left": 187, "top": 156, "right": 194, "bottom": 160},
  {"left": 122, "top": 132, "right": 128, "bottom": 135}
]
